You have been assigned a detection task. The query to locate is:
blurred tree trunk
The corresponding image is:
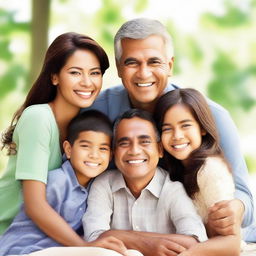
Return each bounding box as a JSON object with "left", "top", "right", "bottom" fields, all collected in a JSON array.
[{"left": 28, "top": 0, "right": 50, "bottom": 89}]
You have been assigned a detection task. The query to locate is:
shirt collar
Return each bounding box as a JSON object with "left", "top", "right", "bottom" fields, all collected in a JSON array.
[
  {"left": 145, "top": 167, "right": 165, "bottom": 198},
  {"left": 112, "top": 171, "right": 127, "bottom": 193},
  {"left": 111, "top": 167, "right": 165, "bottom": 198},
  {"left": 61, "top": 160, "right": 89, "bottom": 193}
]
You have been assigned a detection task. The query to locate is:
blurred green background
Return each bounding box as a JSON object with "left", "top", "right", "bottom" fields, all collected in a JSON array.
[{"left": 0, "top": 0, "right": 256, "bottom": 181}]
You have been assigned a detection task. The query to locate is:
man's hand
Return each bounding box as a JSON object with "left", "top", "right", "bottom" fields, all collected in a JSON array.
[
  {"left": 207, "top": 199, "right": 244, "bottom": 236},
  {"left": 140, "top": 236, "right": 187, "bottom": 256},
  {"left": 87, "top": 236, "right": 128, "bottom": 255}
]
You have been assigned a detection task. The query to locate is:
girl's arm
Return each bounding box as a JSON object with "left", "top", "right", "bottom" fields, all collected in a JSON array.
[
  {"left": 23, "top": 180, "right": 87, "bottom": 246},
  {"left": 178, "top": 234, "right": 240, "bottom": 256}
]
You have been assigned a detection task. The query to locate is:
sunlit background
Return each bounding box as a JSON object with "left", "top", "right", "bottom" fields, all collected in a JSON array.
[{"left": 0, "top": 0, "right": 256, "bottom": 194}]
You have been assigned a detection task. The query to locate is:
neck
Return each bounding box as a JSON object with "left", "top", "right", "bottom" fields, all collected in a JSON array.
[
  {"left": 130, "top": 100, "right": 156, "bottom": 113},
  {"left": 124, "top": 174, "right": 154, "bottom": 199}
]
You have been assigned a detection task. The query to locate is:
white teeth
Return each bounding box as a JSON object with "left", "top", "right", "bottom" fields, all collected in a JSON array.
[
  {"left": 76, "top": 91, "right": 92, "bottom": 96},
  {"left": 85, "top": 162, "right": 99, "bottom": 167},
  {"left": 137, "top": 83, "right": 153, "bottom": 87},
  {"left": 173, "top": 143, "right": 188, "bottom": 149},
  {"left": 127, "top": 160, "right": 145, "bottom": 164}
]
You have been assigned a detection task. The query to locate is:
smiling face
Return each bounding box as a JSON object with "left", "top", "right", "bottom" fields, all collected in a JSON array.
[
  {"left": 114, "top": 117, "right": 163, "bottom": 190},
  {"left": 116, "top": 35, "right": 173, "bottom": 112},
  {"left": 52, "top": 49, "right": 102, "bottom": 110},
  {"left": 161, "top": 104, "right": 206, "bottom": 165},
  {"left": 63, "top": 130, "right": 111, "bottom": 187}
]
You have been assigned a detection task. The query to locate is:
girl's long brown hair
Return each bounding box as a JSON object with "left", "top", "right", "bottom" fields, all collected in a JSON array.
[
  {"left": 2, "top": 32, "right": 109, "bottom": 155},
  {"left": 154, "top": 88, "right": 225, "bottom": 198}
]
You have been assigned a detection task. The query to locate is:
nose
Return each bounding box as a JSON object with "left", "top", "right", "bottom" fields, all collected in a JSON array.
[
  {"left": 128, "top": 142, "right": 142, "bottom": 155},
  {"left": 88, "top": 147, "right": 99, "bottom": 159},
  {"left": 80, "top": 74, "right": 92, "bottom": 87},
  {"left": 172, "top": 128, "right": 184, "bottom": 140},
  {"left": 136, "top": 63, "right": 152, "bottom": 79}
]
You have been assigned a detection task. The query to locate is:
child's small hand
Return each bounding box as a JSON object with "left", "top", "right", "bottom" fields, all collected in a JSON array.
[{"left": 88, "top": 236, "right": 128, "bottom": 255}]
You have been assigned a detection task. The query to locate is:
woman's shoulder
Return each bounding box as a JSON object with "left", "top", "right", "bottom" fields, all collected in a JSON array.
[
  {"left": 198, "top": 156, "right": 231, "bottom": 179},
  {"left": 15, "top": 104, "right": 57, "bottom": 134},
  {"left": 18, "top": 104, "right": 54, "bottom": 125},
  {"left": 22, "top": 104, "right": 52, "bottom": 118}
]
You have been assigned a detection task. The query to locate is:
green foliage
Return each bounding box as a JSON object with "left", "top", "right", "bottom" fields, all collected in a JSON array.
[
  {"left": 184, "top": 36, "right": 204, "bottom": 65},
  {"left": 0, "top": 64, "right": 26, "bottom": 98},
  {"left": 245, "top": 155, "right": 256, "bottom": 174},
  {"left": 0, "top": 9, "right": 29, "bottom": 100},
  {"left": 134, "top": 0, "right": 148, "bottom": 13},
  {"left": 0, "top": 39, "right": 12, "bottom": 60},
  {"left": 201, "top": 1, "right": 250, "bottom": 28},
  {"left": 207, "top": 52, "right": 255, "bottom": 114}
]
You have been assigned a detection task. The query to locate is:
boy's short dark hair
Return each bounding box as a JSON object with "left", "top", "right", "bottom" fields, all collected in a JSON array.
[{"left": 67, "top": 110, "right": 113, "bottom": 145}]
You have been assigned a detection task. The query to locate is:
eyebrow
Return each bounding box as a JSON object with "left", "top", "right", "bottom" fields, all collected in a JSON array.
[
  {"left": 67, "top": 66, "right": 101, "bottom": 71},
  {"left": 116, "top": 137, "right": 130, "bottom": 143},
  {"left": 162, "top": 119, "right": 193, "bottom": 126},
  {"left": 79, "top": 140, "right": 110, "bottom": 146},
  {"left": 148, "top": 57, "right": 163, "bottom": 62},
  {"left": 116, "top": 135, "right": 152, "bottom": 143},
  {"left": 123, "top": 58, "right": 137, "bottom": 65},
  {"left": 138, "top": 135, "right": 152, "bottom": 140}
]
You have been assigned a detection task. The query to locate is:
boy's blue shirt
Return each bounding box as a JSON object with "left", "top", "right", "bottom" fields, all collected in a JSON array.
[
  {"left": 86, "top": 83, "right": 254, "bottom": 228},
  {"left": 0, "top": 160, "right": 91, "bottom": 255}
]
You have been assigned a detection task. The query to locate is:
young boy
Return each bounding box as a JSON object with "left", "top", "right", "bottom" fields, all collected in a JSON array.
[
  {"left": 83, "top": 109, "right": 208, "bottom": 256},
  {"left": 0, "top": 110, "right": 129, "bottom": 256}
]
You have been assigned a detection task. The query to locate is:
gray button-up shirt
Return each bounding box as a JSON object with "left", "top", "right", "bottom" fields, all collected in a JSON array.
[{"left": 83, "top": 167, "right": 207, "bottom": 242}]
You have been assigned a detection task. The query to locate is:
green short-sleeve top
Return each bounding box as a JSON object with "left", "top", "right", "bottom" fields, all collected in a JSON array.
[{"left": 0, "top": 104, "right": 62, "bottom": 234}]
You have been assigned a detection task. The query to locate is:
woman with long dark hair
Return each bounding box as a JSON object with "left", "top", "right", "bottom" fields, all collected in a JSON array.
[{"left": 0, "top": 32, "right": 111, "bottom": 246}]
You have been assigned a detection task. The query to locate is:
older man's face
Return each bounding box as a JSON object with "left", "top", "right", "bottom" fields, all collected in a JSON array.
[{"left": 116, "top": 35, "right": 173, "bottom": 111}]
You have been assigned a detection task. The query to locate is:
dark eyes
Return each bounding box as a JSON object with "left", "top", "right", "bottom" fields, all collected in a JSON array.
[
  {"left": 124, "top": 59, "right": 163, "bottom": 67},
  {"left": 117, "top": 140, "right": 152, "bottom": 147},
  {"left": 162, "top": 124, "right": 192, "bottom": 132},
  {"left": 70, "top": 71, "right": 81, "bottom": 75},
  {"left": 99, "top": 147, "right": 110, "bottom": 151},
  {"left": 69, "top": 70, "right": 101, "bottom": 76}
]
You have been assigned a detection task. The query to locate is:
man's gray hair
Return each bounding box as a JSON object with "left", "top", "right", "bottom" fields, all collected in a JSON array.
[{"left": 114, "top": 18, "right": 174, "bottom": 63}]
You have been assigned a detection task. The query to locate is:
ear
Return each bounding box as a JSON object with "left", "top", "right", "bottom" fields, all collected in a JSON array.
[
  {"left": 158, "top": 142, "right": 164, "bottom": 158},
  {"left": 115, "top": 59, "right": 122, "bottom": 78},
  {"left": 51, "top": 74, "right": 59, "bottom": 86},
  {"left": 167, "top": 57, "right": 174, "bottom": 77},
  {"left": 63, "top": 140, "right": 72, "bottom": 159}
]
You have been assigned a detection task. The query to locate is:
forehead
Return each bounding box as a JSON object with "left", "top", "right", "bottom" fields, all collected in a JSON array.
[
  {"left": 64, "top": 49, "right": 100, "bottom": 67},
  {"left": 116, "top": 117, "right": 156, "bottom": 139},
  {"left": 120, "top": 35, "right": 166, "bottom": 60},
  {"left": 164, "top": 104, "right": 195, "bottom": 122},
  {"left": 75, "top": 130, "right": 111, "bottom": 144}
]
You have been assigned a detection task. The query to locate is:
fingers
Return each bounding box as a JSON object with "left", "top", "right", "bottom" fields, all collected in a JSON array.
[
  {"left": 208, "top": 200, "right": 230, "bottom": 215},
  {"left": 155, "top": 239, "right": 186, "bottom": 256},
  {"left": 207, "top": 200, "right": 241, "bottom": 236},
  {"left": 90, "top": 236, "right": 128, "bottom": 255}
]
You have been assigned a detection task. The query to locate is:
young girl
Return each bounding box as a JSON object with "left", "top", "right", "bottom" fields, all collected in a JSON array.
[
  {"left": 154, "top": 88, "right": 240, "bottom": 256},
  {"left": 0, "top": 32, "right": 116, "bottom": 248}
]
